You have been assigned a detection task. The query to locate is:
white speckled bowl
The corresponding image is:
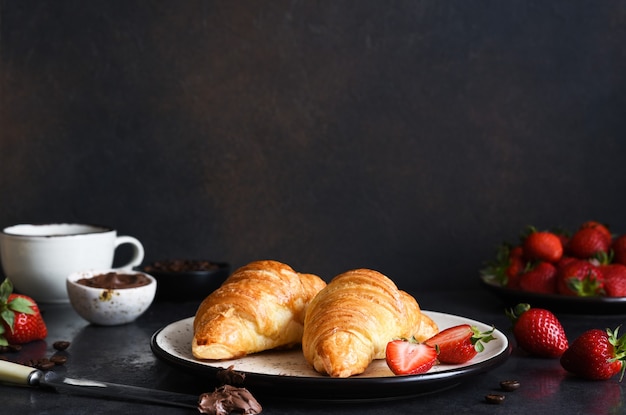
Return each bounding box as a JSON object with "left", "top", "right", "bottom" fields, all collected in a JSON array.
[{"left": 66, "top": 269, "right": 157, "bottom": 326}]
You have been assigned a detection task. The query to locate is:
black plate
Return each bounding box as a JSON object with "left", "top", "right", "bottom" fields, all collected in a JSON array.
[
  {"left": 150, "top": 311, "right": 511, "bottom": 402},
  {"left": 480, "top": 276, "right": 626, "bottom": 314}
]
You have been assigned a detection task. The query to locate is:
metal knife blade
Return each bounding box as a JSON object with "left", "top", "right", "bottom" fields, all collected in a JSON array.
[{"left": 0, "top": 359, "right": 197, "bottom": 409}]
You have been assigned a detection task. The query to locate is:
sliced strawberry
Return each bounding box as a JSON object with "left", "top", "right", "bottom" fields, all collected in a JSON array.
[
  {"left": 424, "top": 324, "right": 497, "bottom": 364},
  {"left": 385, "top": 339, "right": 437, "bottom": 375}
]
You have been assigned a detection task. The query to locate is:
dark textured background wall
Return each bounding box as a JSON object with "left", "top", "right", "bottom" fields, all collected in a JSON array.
[{"left": 1, "top": 1, "right": 625, "bottom": 292}]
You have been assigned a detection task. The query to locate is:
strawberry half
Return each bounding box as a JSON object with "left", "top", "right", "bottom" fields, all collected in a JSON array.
[
  {"left": 385, "top": 338, "right": 437, "bottom": 375},
  {"left": 0, "top": 278, "right": 48, "bottom": 346},
  {"left": 423, "top": 324, "right": 497, "bottom": 364},
  {"left": 560, "top": 327, "right": 626, "bottom": 380}
]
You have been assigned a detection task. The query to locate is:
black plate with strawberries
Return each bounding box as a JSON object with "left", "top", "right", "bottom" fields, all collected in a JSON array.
[
  {"left": 480, "top": 276, "right": 626, "bottom": 314},
  {"left": 480, "top": 221, "right": 626, "bottom": 314}
]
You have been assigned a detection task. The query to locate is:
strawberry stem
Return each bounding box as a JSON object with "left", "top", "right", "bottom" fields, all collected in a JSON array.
[
  {"left": 505, "top": 303, "right": 531, "bottom": 324},
  {"left": 471, "top": 326, "right": 497, "bottom": 353},
  {"left": 607, "top": 326, "right": 626, "bottom": 382}
]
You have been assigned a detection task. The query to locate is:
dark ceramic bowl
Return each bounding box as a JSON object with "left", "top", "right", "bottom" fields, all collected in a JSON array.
[{"left": 139, "top": 259, "right": 230, "bottom": 302}]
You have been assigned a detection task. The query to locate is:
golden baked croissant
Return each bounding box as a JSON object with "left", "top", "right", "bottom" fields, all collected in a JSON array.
[
  {"left": 302, "top": 268, "right": 438, "bottom": 378},
  {"left": 192, "top": 260, "right": 326, "bottom": 360}
]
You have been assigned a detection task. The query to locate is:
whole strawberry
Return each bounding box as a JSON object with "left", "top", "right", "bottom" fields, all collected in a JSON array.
[
  {"left": 506, "top": 303, "right": 568, "bottom": 358},
  {"left": 612, "top": 235, "right": 626, "bottom": 266},
  {"left": 505, "top": 246, "right": 526, "bottom": 288},
  {"left": 567, "top": 227, "right": 611, "bottom": 259},
  {"left": 600, "top": 264, "right": 626, "bottom": 297},
  {"left": 481, "top": 243, "right": 526, "bottom": 288},
  {"left": 523, "top": 230, "right": 563, "bottom": 263},
  {"left": 0, "top": 278, "right": 48, "bottom": 346},
  {"left": 518, "top": 261, "right": 557, "bottom": 294},
  {"left": 580, "top": 221, "right": 612, "bottom": 242},
  {"left": 556, "top": 259, "right": 604, "bottom": 296},
  {"left": 560, "top": 327, "right": 626, "bottom": 380}
]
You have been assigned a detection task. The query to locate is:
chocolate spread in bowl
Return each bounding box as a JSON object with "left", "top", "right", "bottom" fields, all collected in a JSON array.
[{"left": 76, "top": 272, "right": 151, "bottom": 289}]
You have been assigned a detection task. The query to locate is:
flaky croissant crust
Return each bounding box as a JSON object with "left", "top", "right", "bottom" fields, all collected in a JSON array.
[
  {"left": 302, "top": 268, "right": 438, "bottom": 378},
  {"left": 192, "top": 260, "right": 326, "bottom": 360}
]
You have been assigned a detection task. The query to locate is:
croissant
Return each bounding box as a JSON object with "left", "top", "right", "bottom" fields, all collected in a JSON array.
[
  {"left": 302, "top": 268, "right": 438, "bottom": 378},
  {"left": 192, "top": 260, "right": 326, "bottom": 360}
]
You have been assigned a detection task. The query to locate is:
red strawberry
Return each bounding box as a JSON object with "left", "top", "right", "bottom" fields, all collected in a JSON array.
[
  {"left": 518, "top": 261, "right": 557, "bottom": 294},
  {"left": 556, "top": 255, "right": 577, "bottom": 269},
  {"left": 580, "top": 220, "right": 612, "bottom": 243},
  {"left": 567, "top": 227, "right": 611, "bottom": 259},
  {"left": 385, "top": 338, "right": 437, "bottom": 375},
  {"left": 600, "top": 264, "right": 626, "bottom": 297},
  {"left": 506, "top": 303, "right": 568, "bottom": 358},
  {"left": 506, "top": 246, "right": 525, "bottom": 276},
  {"left": 612, "top": 234, "right": 626, "bottom": 266},
  {"left": 560, "top": 327, "right": 626, "bottom": 380},
  {"left": 423, "top": 324, "right": 496, "bottom": 364},
  {"left": 556, "top": 259, "right": 604, "bottom": 296},
  {"left": 481, "top": 244, "right": 526, "bottom": 288},
  {"left": 0, "top": 279, "right": 48, "bottom": 346},
  {"left": 523, "top": 230, "right": 563, "bottom": 263}
]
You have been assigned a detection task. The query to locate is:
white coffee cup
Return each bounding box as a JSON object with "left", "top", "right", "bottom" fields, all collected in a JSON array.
[{"left": 0, "top": 223, "right": 145, "bottom": 303}]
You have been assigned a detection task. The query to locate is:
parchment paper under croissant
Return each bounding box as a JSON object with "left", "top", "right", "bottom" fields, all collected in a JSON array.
[
  {"left": 302, "top": 268, "right": 439, "bottom": 378},
  {"left": 192, "top": 260, "right": 326, "bottom": 360}
]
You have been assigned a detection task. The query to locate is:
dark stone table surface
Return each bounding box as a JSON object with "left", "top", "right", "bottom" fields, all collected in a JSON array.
[{"left": 2, "top": 288, "right": 624, "bottom": 415}]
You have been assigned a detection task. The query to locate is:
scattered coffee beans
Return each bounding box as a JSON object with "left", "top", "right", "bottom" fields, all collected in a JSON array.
[
  {"left": 485, "top": 393, "right": 506, "bottom": 404},
  {"left": 20, "top": 357, "right": 57, "bottom": 370},
  {"left": 0, "top": 340, "right": 71, "bottom": 371}
]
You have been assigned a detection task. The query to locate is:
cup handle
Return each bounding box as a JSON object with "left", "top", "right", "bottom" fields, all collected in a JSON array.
[{"left": 113, "top": 236, "right": 145, "bottom": 270}]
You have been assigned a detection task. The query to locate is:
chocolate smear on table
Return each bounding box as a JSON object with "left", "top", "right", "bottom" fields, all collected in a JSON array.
[{"left": 198, "top": 385, "right": 262, "bottom": 415}]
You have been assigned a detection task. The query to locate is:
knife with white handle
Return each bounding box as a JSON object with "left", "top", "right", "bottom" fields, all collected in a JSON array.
[{"left": 0, "top": 359, "right": 198, "bottom": 409}]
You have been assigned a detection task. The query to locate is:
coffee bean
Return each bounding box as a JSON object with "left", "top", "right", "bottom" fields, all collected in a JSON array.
[
  {"left": 53, "top": 341, "right": 71, "bottom": 351},
  {"left": 485, "top": 394, "right": 506, "bottom": 404},
  {"left": 500, "top": 380, "right": 520, "bottom": 391},
  {"left": 36, "top": 360, "right": 55, "bottom": 371},
  {"left": 0, "top": 344, "right": 21, "bottom": 353},
  {"left": 8, "top": 344, "right": 22, "bottom": 352},
  {"left": 50, "top": 355, "right": 68, "bottom": 365}
]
